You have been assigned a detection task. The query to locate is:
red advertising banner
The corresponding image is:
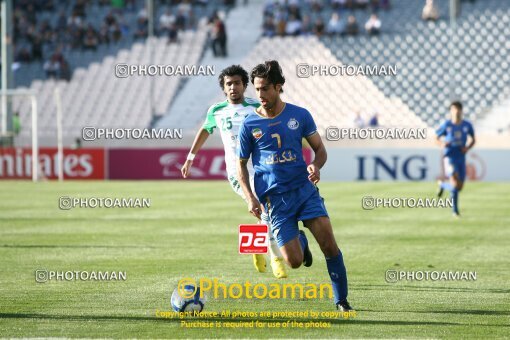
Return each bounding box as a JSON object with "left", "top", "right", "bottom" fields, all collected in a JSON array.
[
  {"left": 0, "top": 148, "right": 105, "bottom": 179},
  {"left": 108, "top": 148, "right": 227, "bottom": 180},
  {"left": 108, "top": 148, "right": 313, "bottom": 180}
]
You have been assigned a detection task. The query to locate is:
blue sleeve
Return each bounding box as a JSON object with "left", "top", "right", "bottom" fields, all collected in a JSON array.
[
  {"left": 237, "top": 121, "right": 253, "bottom": 160},
  {"left": 436, "top": 121, "right": 447, "bottom": 137},
  {"left": 302, "top": 109, "right": 318, "bottom": 137}
]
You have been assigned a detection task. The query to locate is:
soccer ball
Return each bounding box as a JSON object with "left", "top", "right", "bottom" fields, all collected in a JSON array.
[{"left": 171, "top": 284, "right": 206, "bottom": 313}]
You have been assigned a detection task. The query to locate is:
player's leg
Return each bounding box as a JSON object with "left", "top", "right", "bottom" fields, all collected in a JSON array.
[
  {"left": 438, "top": 157, "right": 455, "bottom": 195},
  {"left": 249, "top": 171, "right": 288, "bottom": 278},
  {"left": 303, "top": 216, "right": 351, "bottom": 311},
  {"left": 264, "top": 190, "right": 312, "bottom": 269},
  {"left": 261, "top": 211, "right": 288, "bottom": 278},
  {"left": 450, "top": 159, "right": 466, "bottom": 216},
  {"left": 228, "top": 175, "right": 267, "bottom": 273},
  {"left": 439, "top": 157, "right": 463, "bottom": 215},
  {"left": 298, "top": 184, "right": 352, "bottom": 311}
]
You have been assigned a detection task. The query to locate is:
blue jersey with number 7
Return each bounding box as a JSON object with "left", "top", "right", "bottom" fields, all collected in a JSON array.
[{"left": 237, "top": 103, "right": 318, "bottom": 201}]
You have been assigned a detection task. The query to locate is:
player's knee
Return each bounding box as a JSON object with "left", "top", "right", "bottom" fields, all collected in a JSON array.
[{"left": 284, "top": 253, "right": 303, "bottom": 269}]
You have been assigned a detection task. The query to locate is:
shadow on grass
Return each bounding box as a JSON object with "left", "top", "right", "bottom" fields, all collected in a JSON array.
[
  {"left": 353, "top": 284, "right": 510, "bottom": 294},
  {"left": 0, "top": 313, "right": 506, "bottom": 327},
  {"left": 355, "top": 309, "right": 510, "bottom": 317},
  {"left": 0, "top": 244, "right": 162, "bottom": 249}
]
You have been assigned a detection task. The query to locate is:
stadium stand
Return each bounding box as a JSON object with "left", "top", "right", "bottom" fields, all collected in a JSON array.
[
  {"left": 155, "top": 0, "right": 263, "bottom": 132},
  {"left": 319, "top": 0, "right": 510, "bottom": 127},
  {"left": 13, "top": 30, "right": 207, "bottom": 143},
  {"left": 13, "top": 0, "right": 227, "bottom": 86},
  {"left": 6, "top": 0, "right": 510, "bottom": 146},
  {"left": 9, "top": 0, "right": 231, "bottom": 145},
  {"left": 159, "top": 34, "right": 428, "bottom": 138}
]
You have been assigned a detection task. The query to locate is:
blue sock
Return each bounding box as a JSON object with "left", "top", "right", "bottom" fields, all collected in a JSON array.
[
  {"left": 298, "top": 232, "right": 308, "bottom": 252},
  {"left": 451, "top": 189, "right": 459, "bottom": 214},
  {"left": 441, "top": 182, "right": 454, "bottom": 191},
  {"left": 325, "top": 249, "right": 348, "bottom": 304}
]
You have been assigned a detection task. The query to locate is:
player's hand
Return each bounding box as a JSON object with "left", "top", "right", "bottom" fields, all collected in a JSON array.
[
  {"left": 461, "top": 146, "right": 468, "bottom": 154},
  {"left": 307, "top": 163, "right": 320, "bottom": 184},
  {"left": 181, "top": 160, "right": 193, "bottom": 178},
  {"left": 248, "top": 197, "right": 262, "bottom": 219}
]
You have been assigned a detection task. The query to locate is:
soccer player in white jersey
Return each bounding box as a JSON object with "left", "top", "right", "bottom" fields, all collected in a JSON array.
[{"left": 181, "top": 65, "right": 287, "bottom": 279}]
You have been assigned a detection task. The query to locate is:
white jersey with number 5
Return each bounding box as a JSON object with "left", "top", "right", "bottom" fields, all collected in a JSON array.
[{"left": 202, "top": 97, "right": 259, "bottom": 197}]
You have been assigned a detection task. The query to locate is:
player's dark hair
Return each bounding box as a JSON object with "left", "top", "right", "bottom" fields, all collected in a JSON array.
[
  {"left": 250, "top": 60, "right": 285, "bottom": 93},
  {"left": 450, "top": 101, "right": 463, "bottom": 111},
  {"left": 218, "top": 65, "right": 249, "bottom": 89}
]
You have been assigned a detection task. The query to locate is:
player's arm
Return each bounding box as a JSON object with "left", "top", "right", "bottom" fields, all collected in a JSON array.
[
  {"left": 181, "top": 128, "right": 210, "bottom": 178},
  {"left": 435, "top": 122, "right": 449, "bottom": 148},
  {"left": 305, "top": 132, "right": 327, "bottom": 184},
  {"left": 237, "top": 158, "right": 262, "bottom": 219},
  {"left": 435, "top": 134, "right": 449, "bottom": 148},
  {"left": 464, "top": 135, "right": 475, "bottom": 153},
  {"left": 462, "top": 126, "right": 476, "bottom": 154},
  {"left": 236, "top": 121, "right": 261, "bottom": 218},
  {"left": 182, "top": 105, "right": 217, "bottom": 178}
]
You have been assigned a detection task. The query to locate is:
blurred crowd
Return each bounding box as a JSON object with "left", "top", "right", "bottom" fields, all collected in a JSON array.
[
  {"left": 262, "top": 0, "right": 389, "bottom": 38},
  {"left": 11, "top": 0, "right": 225, "bottom": 80}
]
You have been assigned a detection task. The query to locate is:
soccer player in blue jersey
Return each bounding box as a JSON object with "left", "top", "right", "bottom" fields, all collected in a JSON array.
[
  {"left": 435, "top": 101, "right": 476, "bottom": 217},
  {"left": 236, "top": 60, "right": 353, "bottom": 312},
  {"left": 181, "top": 65, "right": 287, "bottom": 279}
]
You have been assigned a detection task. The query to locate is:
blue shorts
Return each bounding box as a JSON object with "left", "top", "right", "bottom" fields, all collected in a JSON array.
[
  {"left": 263, "top": 182, "right": 328, "bottom": 247},
  {"left": 444, "top": 157, "right": 466, "bottom": 182}
]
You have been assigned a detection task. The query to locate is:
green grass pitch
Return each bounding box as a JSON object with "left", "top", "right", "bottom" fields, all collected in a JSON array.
[{"left": 0, "top": 181, "right": 509, "bottom": 338}]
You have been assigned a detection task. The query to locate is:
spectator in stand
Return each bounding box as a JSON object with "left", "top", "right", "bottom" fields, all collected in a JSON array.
[
  {"left": 44, "top": 54, "right": 60, "bottom": 79},
  {"left": 111, "top": 0, "right": 125, "bottom": 14},
  {"left": 380, "top": 0, "right": 391, "bottom": 10},
  {"left": 288, "top": 2, "right": 302, "bottom": 21},
  {"left": 301, "top": 15, "right": 312, "bottom": 35},
  {"left": 159, "top": 9, "right": 176, "bottom": 36},
  {"left": 72, "top": 0, "right": 87, "bottom": 19},
  {"left": 285, "top": 14, "right": 302, "bottom": 36},
  {"left": 83, "top": 26, "right": 99, "bottom": 50},
  {"left": 327, "top": 12, "right": 345, "bottom": 35},
  {"left": 313, "top": 17, "right": 325, "bottom": 37},
  {"left": 355, "top": 0, "right": 369, "bottom": 10},
  {"left": 111, "top": 22, "right": 122, "bottom": 43},
  {"left": 70, "top": 27, "right": 83, "bottom": 49},
  {"left": 15, "top": 46, "right": 32, "bottom": 63},
  {"left": 99, "top": 23, "right": 110, "bottom": 44},
  {"left": 263, "top": 16, "right": 276, "bottom": 37},
  {"left": 276, "top": 18, "right": 286, "bottom": 36},
  {"left": 211, "top": 15, "right": 227, "bottom": 57},
  {"left": 309, "top": 0, "right": 323, "bottom": 12},
  {"left": 31, "top": 36, "right": 43, "bottom": 62},
  {"left": 117, "top": 14, "right": 130, "bottom": 37},
  {"left": 59, "top": 58, "right": 71, "bottom": 81},
  {"left": 344, "top": 15, "right": 359, "bottom": 35},
  {"left": 55, "top": 10, "right": 67, "bottom": 32},
  {"left": 134, "top": 17, "right": 148, "bottom": 40},
  {"left": 168, "top": 23, "right": 179, "bottom": 44},
  {"left": 365, "top": 13, "right": 381, "bottom": 35},
  {"left": 353, "top": 112, "right": 365, "bottom": 128},
  {"left": 175, "top": 8, "right": 187, "bottom": 31},
  {"left": 332, "top": 0, "right": 348, "bottom": 10},
  {"left": 104, "top": 10, "right": 117, "bottom": 28},
  {"left": 368, "top": 112, "right": 379, "bottom": 127},
  {"left": 422, "top": 0, "right": 439, "bottom": 21}
]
